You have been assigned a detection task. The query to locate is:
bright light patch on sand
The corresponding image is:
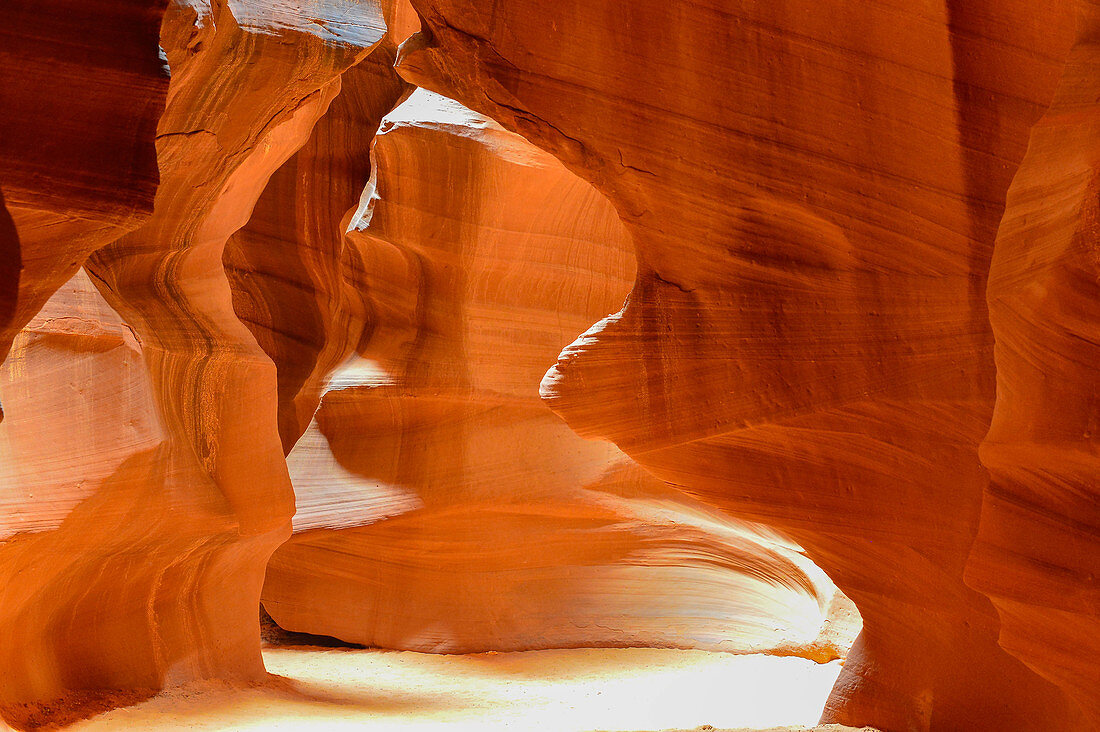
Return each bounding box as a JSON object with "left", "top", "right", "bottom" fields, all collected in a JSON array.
[{"left": 68, "top": 647, "right": 846, "bottom": 732}]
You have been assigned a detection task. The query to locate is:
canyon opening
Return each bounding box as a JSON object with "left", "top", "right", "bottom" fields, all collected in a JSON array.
[{"left": 0, "top": 2, "right": 1097, "bottom": 732}]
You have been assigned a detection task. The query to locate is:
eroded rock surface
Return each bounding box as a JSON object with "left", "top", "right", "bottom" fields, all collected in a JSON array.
[
  {"left": 0, "top": 0, "right": 168, "bottom": 393},
  {"left": 225, "top": 32, "right": 412, "bottom": 452},
  {"left": 0, "top": 0, "right": 386, "bottom": 725},
  {"left": 2, "top": 2, "right": 1099, "bottom": 730},
  {"left": 260, "top": 91, "right": 858, "bottom": 658},
  {"left": 965, "top": 4, "right": 1100, "bottom": 723},
  {"left": 396, "top": 1, "right": 1090, "bottom": 729}
]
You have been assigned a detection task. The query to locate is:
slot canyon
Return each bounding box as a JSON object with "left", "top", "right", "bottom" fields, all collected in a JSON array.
[{"left": 0, "top": 1, "right": 1096, "bottom": 731}]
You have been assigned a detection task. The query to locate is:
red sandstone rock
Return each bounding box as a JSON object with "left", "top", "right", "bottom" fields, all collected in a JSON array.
[
  {"left": 225, "top": 35, "right": 412, "bottom": 452},
  {"left": 0, "top": 0, "right": 168, "bottom": 398},
  {"left": 0, "top": 271, "right": 176, "bottom": 728},
  {"left": 1, "top": 2, "right": 1099, "bottom": 730},
  {"left": 396, "top": 1, "right": 1090, "bottom": 729},
  {"left": 965, "top": 3, "right": 1100, "bottom": 723},
  {"left": 260, "top": 91, "right": 858, "bottom": 658},
  {"left": 0, "top": 0, "right": 386, "bottom": 725}
]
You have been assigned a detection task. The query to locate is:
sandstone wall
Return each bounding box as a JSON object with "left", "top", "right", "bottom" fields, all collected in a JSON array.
[
  {"left": 1, "top": 2, "right": 1098, "bottom": 730},
  {"left": 260, "top": 90, "right": 858, "bottom": 658},
  {"left": 0, "top": 0, "right": 386, "bottom": 725},
  {"left": 966, "top": 2, "right": 1100, "bottom": 722},
  {"left": 0, "top": 0, "right": 168, "bottom": 392},
  {"left": 395, "top": 1, "right": 1092, "bottom": 728}
]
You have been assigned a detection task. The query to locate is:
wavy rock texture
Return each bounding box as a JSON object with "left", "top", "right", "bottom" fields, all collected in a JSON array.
[
  {"left": 0, "top": 0, "right": 385, "bottom": 726},
  {"left": 0, "top": 0, "right": 168, "bottom": 393},
  {"left": 260, "top": 90, "right": 859, "bottom": 659},
  {"left": 225, "top": 32, "right": 412, "bottom": 453},
  {"left": 4, "top": 2, "right": 1100, "bottom": 731},
  {"left": 0, "top": 271, "right": 172, "bottom": 729},
  {"left": 396, "top": 2, "right": 1091, "bottom": 729},
  {"left": 965, "top": 5, "right": 1100, "bottom": 724}
]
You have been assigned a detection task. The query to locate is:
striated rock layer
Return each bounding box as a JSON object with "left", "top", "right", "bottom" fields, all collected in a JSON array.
[
  {"left": 0, "top": 271, "right": 171, "bottom": 728},
  {"left": 0, "top": 0, "right": 168, "bottom": 400},
  {"left": 395, "top": 1, "right": 1091, "bottom": 729},
  {"left": 260, "top": 90, "right": 858, "bottom": 658},
  {"left": 225, "top": 29, "right": 412, "bottom": 452},
  {"left": 0, "top": 0, "right": 386, "bottom": 726},
  {"left": 2, "top": 1, "right": 1099, "bottom": 729},
  {"left": 965, "top": 3, "right": 1100, "bottom": 723}
]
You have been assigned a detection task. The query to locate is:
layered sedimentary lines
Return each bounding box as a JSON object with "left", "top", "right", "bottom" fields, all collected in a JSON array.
[
  {"left": 1, "top": 3, "right": 1099, "bottom": 731},
  {"left": 966, "top": 7, "right": 1100, "bottom": 723},
  {"left": 0, "top": 0, "right": 387, "bottom": 726},
  {"left": 225, "top": 33, "right": 412, "bottom": 452},
  {"left": 0, "top": 271, "right": 163, "bottom": 539},
  {"left": 0, "top": 0, "right": 168, "bottom": 381},
  {"left": 261, "top": 90, "right": 857, "bottom": 658},
  {"left": 398, "top": 1, "right": 1091, "bottom": 729}
]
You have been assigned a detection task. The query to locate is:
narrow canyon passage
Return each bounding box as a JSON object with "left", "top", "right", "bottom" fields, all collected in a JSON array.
[
  {"left": 0, "top": 83, "right": 861, "bottom": 730},
  {"left": 0, "top": 1, "right": 1098, "bottom": 731}
]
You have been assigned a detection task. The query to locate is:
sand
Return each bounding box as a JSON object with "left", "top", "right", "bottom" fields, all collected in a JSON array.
[{"left": 60, "top": 646, "right": 875, "bottom": 732}]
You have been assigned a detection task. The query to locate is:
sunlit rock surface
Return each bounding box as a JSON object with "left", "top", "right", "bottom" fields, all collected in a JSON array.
[
  {"left": 260, "top": 91, "right": 858, "bottom": 659},
  {"left": 225, "top": 31, "right": 412, "bottom": 452},
  {"left": 0, "top": 0, "right": 386, "bottom": 725},
  {"left": 397, "top": 1, "right": 1092, "bottom": 729},
  {"left": 2, "top": 1, "right": 1099, "bottom": 730}
]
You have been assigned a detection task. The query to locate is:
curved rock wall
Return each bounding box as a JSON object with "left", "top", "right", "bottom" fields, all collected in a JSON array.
[
  {"left": 225, "top": 33, "right": 413, "bottom": 452},
  {"left": 395, "top": 1, "right": 1091, "bottom": 729},
  {"left": 80, "top": 0, "right": 387, "bottom": 685},
  {"left": 0, "top": 0, "right": 168, "bottom": 392},
  {"left": 0, "top": 271, "right": 169, "bottom": 728},
  {"left": 260, "top": 90, "right": 858, "bottom": 658},
  {"left": 965, "top": 3, "right": 1100, "bottom": 723},
  {"left": 0, "top": 0, "right": 386, "bottom": 725},
  {"left": 0, "top": 8, "right": 860, "bottom": 725},
  {"left": 1, "top": 2, "right": 1099, "bottom": 730}
]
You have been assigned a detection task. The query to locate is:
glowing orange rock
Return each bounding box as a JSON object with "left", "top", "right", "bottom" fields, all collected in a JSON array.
[
  {"left": 0, "top": 0, "right": 167, "bottom": 393},
  {"left": 966, "top": 4, "right": 1100, "bottom": 724},
  {"left": 0, "top": 1, "right": 386, "bottom": 726},
  {"left": 226, "top": 35, "right": 412, "bottom": 452},
  {"left": 396, "top": 1, "right": 1089, "bottom": 728},
  {"left": 261, "top": 90, "right": 858, "bottom": 659}
]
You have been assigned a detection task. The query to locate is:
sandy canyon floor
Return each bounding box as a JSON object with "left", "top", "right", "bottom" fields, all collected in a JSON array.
[{"left": 62, "top": 646, "right": 873, "bottom": 732}]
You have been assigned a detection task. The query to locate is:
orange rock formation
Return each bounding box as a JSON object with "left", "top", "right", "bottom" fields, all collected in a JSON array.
[
  {"left": 1, "top": 2, "right": 1099, "bottom": 731},
  {"left": 259, "top": 90, "right": 857, "bottom": 657},
  {"left": 397, "top": 0, "right": 1095, "bottom": 729},
  {"left": 965, "top": 3, "right": 1100, "bottom": 723},
  {"left": 225, "top": 31, "right": 412, "bottom": 452},
  {"left": 0, "top": 0, "right": 167, "bottom": 393},
  {"left": 1, "top": 0, "right": 387, "bottom": 725}
]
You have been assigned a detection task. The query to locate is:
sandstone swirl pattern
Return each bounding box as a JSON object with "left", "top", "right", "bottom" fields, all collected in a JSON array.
[
  {"left": 259, "top": 90, "right": 858, "bottom": 658},
  {"left": 225, "top": 27, "right": 413, "bottom": 453},
  {"left": 966, "top": 3, "right": 1100, "bottom": 724},
  {"left": 396, "top": 1, "right": 1092, "bottom": 729},
  {"left": 0, "top": 3, "right": 1098, "bottom": 731},
  {"left": 0, "top": 0, "right": 168, "bottom": 394},
  {"left": 0, "top": 0, "right": 386, "bottom": 726}
]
